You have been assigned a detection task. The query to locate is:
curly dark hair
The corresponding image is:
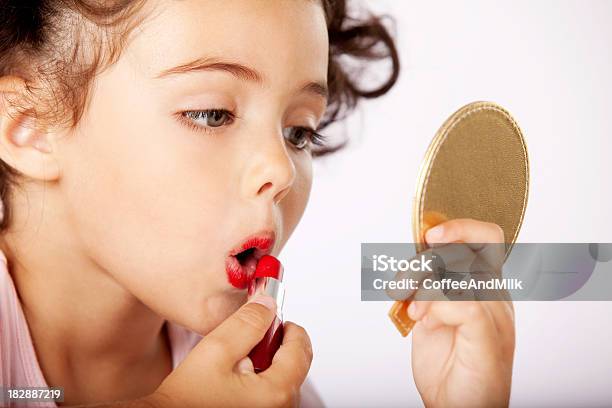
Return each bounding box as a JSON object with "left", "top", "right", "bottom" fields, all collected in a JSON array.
[{"left": 0, "top": 0, "right": 400, "bottom": 230}]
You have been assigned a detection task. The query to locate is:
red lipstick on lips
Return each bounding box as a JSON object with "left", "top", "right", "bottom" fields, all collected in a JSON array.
[
  {"left": 226, "top": 232, "right": 275, "bottom": 289},
  {"left": 248, "top": 255, "right": 285, "bottom": 372}
]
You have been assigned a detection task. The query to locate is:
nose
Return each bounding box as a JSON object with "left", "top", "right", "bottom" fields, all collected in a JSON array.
[{"left": 242, "top": 130, "right": 296, "bottom": 204}]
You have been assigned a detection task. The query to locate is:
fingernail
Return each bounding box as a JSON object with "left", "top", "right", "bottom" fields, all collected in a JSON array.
[
  {"left": 426, "top": 225, "right": 444, "bottom": 243},
  {"left": 236, "top": 357, "right": 254, "bottom": 374},
  {"left": 408, "top": 301, "right": 418, "bottom": 319},
  {"left": 248, "top": 294, "right": 275, "bottom": 310}
]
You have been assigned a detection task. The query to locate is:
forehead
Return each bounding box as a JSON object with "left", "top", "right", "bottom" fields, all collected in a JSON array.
[{"left": 126, "top": 0, "right": 329, "bottom": 82}]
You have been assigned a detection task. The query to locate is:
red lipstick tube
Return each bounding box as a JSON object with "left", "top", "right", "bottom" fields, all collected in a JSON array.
[{"left": 248, "top": 255, "right": 285, "bottom": 373}]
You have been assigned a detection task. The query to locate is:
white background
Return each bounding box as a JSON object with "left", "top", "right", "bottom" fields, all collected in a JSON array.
[{"left": 282, "top": 1, "right": 612, "bottom": 407}]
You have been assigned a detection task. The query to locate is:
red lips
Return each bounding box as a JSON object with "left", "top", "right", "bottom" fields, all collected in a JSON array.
[{"left": 226, "top": 231, "right": 275, "bottom": 289}]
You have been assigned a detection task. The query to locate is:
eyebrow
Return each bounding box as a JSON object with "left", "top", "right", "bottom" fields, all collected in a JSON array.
[{"left": 154, "top": 57, "right": 328, "bottom": 101}]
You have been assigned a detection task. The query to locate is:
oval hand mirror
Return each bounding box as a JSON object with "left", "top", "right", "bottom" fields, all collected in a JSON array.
[{"left": 389, "top": 101, "right": 530, "bottom": 336}]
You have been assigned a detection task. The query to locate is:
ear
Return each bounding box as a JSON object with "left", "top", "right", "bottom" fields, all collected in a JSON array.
[{"left": 0, "top": 75, "right": 60, "bottom": 182}]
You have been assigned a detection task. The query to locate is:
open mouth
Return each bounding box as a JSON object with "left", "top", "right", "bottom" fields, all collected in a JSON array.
[
  {"left": 235, "top": 246, "right": 258, "bottom": 266},
  {"left": 231, "top": 247, "right": 261, "bottom": 282},
  {"left": 226, "top": 232, "right": 275, "bottom": 289}
]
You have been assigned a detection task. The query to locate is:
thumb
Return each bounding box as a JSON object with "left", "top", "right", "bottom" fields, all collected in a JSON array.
[{"left": 200, "top": 294, "right": 277, "bottom": 368}]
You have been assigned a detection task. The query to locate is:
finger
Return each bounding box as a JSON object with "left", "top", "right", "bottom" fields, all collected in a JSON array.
[
  {"left": 425, "top": 218, "right": 505, "bottom": 248},
  {"left": 422, "top": 242, "right": 506, "bottom": 302},
  {"left": 417, "top": 301, "right": 497, "bottom": 341},
  {"left": 385, "top": 249, "right": 438, "bottom": 300},
  {"left": 201, "top": 294, "right": 276, "bottom": 368},
  {"left": 260, "top": 322, "right": 312, "bottom": 389},
  {"left": 426, "top": 219, "right": 506, "bottom": 288},
  {"left": 409, "top": 283, "right": 513, "bottom": 337},
  {"left": 406, "top": 286, "right": 448, "bottom": 320},
  {"left": 431, "top": 243, "right": 477, "bottom": 272},
  {"left": 385, "top": 268, "right": 429, "bottom": 301},
  {"left": 413, "top": 285, "right": 448, "bottom": 302},
  {"left": 386, "top": 245, "right": 473, "bottom": 301},
  {"left": 469, "top": 243, "right": 506, "bottom": 280}
]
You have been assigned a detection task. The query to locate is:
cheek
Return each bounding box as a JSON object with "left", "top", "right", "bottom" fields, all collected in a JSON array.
[
  {"left": 279, "top": 154, "right": 312, "bottom": 243},
  {"left": 59, "top": 91, "right": 235, "bottom": 324}
]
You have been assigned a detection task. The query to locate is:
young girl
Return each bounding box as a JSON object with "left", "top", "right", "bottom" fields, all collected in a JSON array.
[{"left": 0, "top": 0, "right": 515, "bottom": 406}]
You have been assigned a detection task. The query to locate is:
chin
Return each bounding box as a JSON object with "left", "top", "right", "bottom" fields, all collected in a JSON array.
[{"left": 186, "top": 290, "right": 247, "bottom": 335}]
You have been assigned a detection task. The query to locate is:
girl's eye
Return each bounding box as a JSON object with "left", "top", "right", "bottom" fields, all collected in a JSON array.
[
  {"left": 182, "top": 109, "right": 234, "bottom": 129},
  {"left": 282, "top": 126, "right": 327, "bottom": 150}
]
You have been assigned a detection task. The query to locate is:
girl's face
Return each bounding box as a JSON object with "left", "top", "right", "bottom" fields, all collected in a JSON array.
[{"left": 57, "top": 0, "right": 328, "bottom": 334}]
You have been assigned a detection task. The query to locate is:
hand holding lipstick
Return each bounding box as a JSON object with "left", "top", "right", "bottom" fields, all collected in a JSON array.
[{"left": 143, "top": 294, "right": 312, "bottom": 408}]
